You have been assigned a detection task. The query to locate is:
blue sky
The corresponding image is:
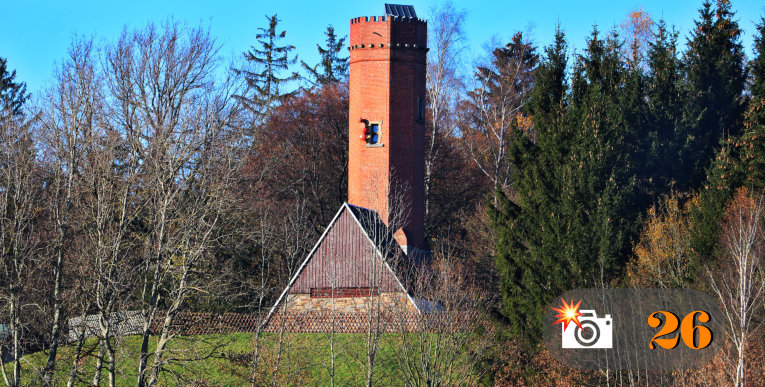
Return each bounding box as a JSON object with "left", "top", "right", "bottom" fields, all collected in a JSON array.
[{"left": 2, "top": 1, "right": 764, "bottom": 96}]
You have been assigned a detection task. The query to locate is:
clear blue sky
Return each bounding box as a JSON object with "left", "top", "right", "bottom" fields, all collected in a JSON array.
[{"left": 2, "top": 1, "right": 764, "bottom": 97}]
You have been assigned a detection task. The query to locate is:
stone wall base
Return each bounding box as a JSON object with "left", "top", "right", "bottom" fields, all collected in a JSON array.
[{"left": 284, "top": 292, "right": 415, "bottom": 313}]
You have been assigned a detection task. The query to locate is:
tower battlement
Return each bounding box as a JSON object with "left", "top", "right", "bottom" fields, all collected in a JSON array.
[
  {"left": 349, "top": 12, "right": 427, "bottom": 54},
  {"left": 350, "top": 15, "right": 427, "bottom": 24}
]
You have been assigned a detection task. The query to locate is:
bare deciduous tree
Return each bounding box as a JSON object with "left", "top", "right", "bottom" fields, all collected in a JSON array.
[
  {"left": 707, "top": 188, "right": 765, "bottom": 387},
  {"left": 353, "top": 174, "right": 411, "bottom": 387},
  {"left": 0, "top": 109, "right": 40, "bottom": 387},
  {"left": 267, "top": 198, "right": 315, "bottom": 386},
  {"left": 424, "top": 2, "right": 466, "bottom": 221},
  {"left": 246, "top": 206, "right": 278, "bottom": 387},
  {"left": 462, "top": 32, "right": 538, "bottom": 194},
  {"left": 388, "top": 237, "right": 498, "bottom": 386},
  {"left": 39, "top": 35, "right": 103, "bottom": 385},
  {"left": 81, "top": 82, "right": 141, "bottom": 387},
  {"left": 619, "top": 7, "right": 654, "bottom": 66},
  {"left": 102, "top": 21, "right": 239, "bottom": 387},
  {"left": 37, "top": 36, "right": 134, "bottom": 387}
]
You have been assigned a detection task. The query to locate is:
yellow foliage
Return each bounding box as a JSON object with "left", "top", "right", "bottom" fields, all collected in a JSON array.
[
  {"left": 515, "top": 113, "right": 533, "bottom": 134},
  {"left": 627, "top": 194, "right": 698, "bottom": 287}
]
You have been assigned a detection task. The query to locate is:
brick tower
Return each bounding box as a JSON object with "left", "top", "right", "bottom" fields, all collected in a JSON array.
[{"left": 348, "top": 4, "right": 427, "bottom": 256}]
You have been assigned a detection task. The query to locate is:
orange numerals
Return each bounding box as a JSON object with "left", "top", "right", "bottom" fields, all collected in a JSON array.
[{"left": 648, "top": 310, "right": 713, "bottom": 350}]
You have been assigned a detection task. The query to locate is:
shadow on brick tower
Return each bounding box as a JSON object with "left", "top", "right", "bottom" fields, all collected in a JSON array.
[{"left": 348, "top": 4, "right": 428, "bottom": 258}]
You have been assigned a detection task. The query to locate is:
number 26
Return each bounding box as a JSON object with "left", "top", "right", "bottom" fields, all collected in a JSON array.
[{"left": 647, "top": 311, "right": 713, "bottom": 350}]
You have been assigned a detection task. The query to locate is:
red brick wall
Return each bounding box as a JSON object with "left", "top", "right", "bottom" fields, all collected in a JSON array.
[{"left": 348, "top": 15, "right": 427, "bottom": 250}]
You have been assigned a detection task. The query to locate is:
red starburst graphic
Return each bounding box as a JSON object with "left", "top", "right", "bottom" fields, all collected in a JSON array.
[{"left": 552, "top": 298, "right": 583, "bottom": 331}]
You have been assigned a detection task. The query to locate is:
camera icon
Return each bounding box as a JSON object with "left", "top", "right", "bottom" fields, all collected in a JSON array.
[{"left": 561, "top": 310, "right": 613, "bottom": 349}]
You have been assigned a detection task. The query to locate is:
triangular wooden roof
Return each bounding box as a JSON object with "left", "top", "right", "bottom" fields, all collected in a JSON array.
[{"left": 265, "top": 203, "right": 419, "bottom": 323}]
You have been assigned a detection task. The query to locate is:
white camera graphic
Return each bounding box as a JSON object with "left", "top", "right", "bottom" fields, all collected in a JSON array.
[{"left": 561, "top": 310, "right": 613, "bottom": 349}]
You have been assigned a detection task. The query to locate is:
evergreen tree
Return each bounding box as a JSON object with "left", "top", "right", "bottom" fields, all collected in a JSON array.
[
  {"left": 751, "top": 17, "right": 765, "bottom": 104},
  {"left": 490, "top": 29, "right": 568, "bottom": 343},
  {"left": 0, "top": 57, "right": 28, "bottom": 119},
  {"left": 681, "top": 0, "right": 746, "bottom": 191},
  {"left": 692, "top": 15, "right": 765, "bottom": 265},
  {"left": 235, "top": 14, "right": 298, "bottom": 123},
  {"left": 690, "top": 139, "right": 743, "bottom": 267},
  {"left": 623, "top": 31, "right": 650, "bottom": 201},
  {"left": 492, "top": 27, "right": 644, "bottom": 344},
  {"left": 740, "top": 17, "right": 765, "bottom": 187},
  {"left": 301, "top": 26, "right": 348, "bottom": 86},
  {"left": 566, "top": 27, "right": 640, "bottom": 283},
  {"left": 643, "top": 21, "right": 684, "bottom": 195}
]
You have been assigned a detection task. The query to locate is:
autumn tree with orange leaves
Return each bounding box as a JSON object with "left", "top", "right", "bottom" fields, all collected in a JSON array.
[{"left": 620, "top": 7, "right": 654, "bottom": 65}]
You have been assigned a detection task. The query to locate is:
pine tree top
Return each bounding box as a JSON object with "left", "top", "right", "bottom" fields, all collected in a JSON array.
[
  {"left": 235, "top": 14, "right": 298, "bottom": 121},
  {"left": 0, "top": 57, "right": 28, "bottom": 118},
  {"left": 300, "top": 25, "right": 349, "bottom": 87}
]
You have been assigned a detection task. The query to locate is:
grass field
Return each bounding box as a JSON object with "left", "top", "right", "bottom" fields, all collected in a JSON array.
[{"left": 4, "top": 331, "right": 488, "bottom": 385}]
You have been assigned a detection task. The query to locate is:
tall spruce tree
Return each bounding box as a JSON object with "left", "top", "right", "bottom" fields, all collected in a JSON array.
[
  {"left": 751, "top": 17, "right": 765, "bottom": 105},
  {"left": 681, "top": 0, "right": 746, "bottom": 191},
  {"left": 712, "top": 15, "right": 765, "bottom": 192},
  {"left": 740, "top": 17, "right": 765, "bottom": 186},
  {"left": 644, "top": 21, "right": 685, "bottom": 195},
  {"left": 490, "top": 28, "right": 568, "bottom": 343},
  {"left": 687, "top": 2, "right": 750, "bottom": 266},
  {"left": 0, "top": 57, "right": 28, "bottom": 119},
  {"left": 300, "top": 26, "right": 348, "bottom": 86},
  {"left": 235, "top": 14, "right": 298, "bottom": 124},
  {"left": 623, "top": 30, "right": 650, "bottom": 205},
  {"left": 691, "top": 14, "right": 765, "bottom": 265},
  {"left": 566, "top": 27, "right": 640, "bottom": 282}
]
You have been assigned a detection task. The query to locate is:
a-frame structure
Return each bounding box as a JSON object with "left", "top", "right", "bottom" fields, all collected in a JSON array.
[{"left": 265, "top": 203, "right": 419, "bottom": 324}]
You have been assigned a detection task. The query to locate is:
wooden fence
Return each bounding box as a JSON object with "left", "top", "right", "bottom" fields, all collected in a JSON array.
[{"left": 147, "top": 311, "right": 484, "bottom": 335}]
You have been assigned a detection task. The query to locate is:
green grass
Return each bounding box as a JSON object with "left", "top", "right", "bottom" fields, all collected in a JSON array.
[{"left": 4, "top": 332, "right": 486, "bottom": 385}]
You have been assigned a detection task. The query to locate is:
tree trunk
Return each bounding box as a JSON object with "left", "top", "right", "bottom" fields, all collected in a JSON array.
[{"left": 43, "top": 244, "right": 65, "bottom": 386}]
